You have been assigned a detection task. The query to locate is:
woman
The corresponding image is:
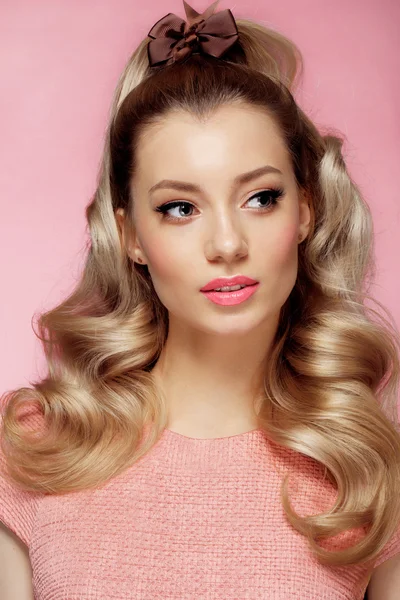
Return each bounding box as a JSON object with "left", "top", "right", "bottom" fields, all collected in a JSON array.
[{"left": 1, "top": 1, "right": 400, "bottom": 598}]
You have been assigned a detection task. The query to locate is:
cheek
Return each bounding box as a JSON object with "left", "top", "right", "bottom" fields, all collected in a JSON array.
[
  {"left": 140, "top": 230, "right": 192, "bottom": 287},
  {"left": 266, "top": 222, "right": 299, "bottom": 269},
  {"left": 261, "top": 223, "right": 299, "bottom": 311}
]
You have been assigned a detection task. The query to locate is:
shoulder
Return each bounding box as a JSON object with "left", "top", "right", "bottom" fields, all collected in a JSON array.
[
  {"left": 368, "top": 551, "right": 400, "bottom": 599},
  {"left": 0, "top": 402, "right": 46, "bottom": 548},
  {"left": 0, "top": 450, "right": 44, "bottom": 548},
  {"left": 371, "top": 517, "right": 400, "bottom": 571},
  {"left": 279, "top": 444, "right": 400, "bottom": 595}
]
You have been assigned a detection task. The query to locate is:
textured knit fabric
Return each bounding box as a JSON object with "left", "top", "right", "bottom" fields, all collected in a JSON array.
[{"left": 1, "top": 404, "right": 400, "bottom": 600}]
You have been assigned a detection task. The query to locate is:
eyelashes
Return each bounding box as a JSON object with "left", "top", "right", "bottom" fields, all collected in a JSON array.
[{"left": 155, "top": 187, "right": 285, "bottom": 223}]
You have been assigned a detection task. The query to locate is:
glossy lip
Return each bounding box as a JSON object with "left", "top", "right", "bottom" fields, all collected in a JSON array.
[
  {"left": 200, "top": 275, "right": 258, "bottom": 292},
  {"left": 201, "top": 283, "right": 260, "bottom": 306}
]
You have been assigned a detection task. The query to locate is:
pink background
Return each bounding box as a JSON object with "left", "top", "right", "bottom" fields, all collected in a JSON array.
[{"left": 1, "top": 1, "right": 399, "bottom": 401}]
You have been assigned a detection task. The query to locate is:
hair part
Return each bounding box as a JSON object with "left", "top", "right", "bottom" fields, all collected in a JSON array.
[{"left": 2, "top": 17, "right": 400, "bottom": 568}]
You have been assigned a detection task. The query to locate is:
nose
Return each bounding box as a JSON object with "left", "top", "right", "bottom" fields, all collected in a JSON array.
[{"left": 204, "top": 209, "right": 248, "bottom": 263}]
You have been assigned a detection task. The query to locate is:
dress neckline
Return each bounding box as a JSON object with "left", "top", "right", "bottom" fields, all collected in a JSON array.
[
  {"left": 163, "top": 426, "right": 265, "bottom": 442},
  {"left": 136, "top": 423, "right": 274, "bottom": 472}
]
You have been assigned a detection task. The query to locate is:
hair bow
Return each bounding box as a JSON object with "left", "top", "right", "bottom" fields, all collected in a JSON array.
[{"left": 147, "top": 0, "right": 239, "bottom": 68}]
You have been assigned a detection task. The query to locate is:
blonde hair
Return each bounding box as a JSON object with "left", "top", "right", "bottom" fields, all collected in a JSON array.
[{"left": 2, "top": 14, "right": 400, "bottom": 568}]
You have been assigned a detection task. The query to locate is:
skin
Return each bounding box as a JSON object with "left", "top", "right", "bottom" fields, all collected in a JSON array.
[{"left": 116, "top": 103, "right": 311, "bottom": 438}]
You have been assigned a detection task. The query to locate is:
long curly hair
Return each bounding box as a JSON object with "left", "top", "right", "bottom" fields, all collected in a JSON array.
[{"left": 1, "top": 13, "right": 400, "bottom": 568}]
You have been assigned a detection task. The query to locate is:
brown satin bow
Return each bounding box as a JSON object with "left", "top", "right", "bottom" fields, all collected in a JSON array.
[{"left": 147, "top": 0, "right": 239, "bottom": 68}]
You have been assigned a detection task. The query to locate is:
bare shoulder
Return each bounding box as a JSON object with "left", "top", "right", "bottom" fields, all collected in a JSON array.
[
  {"left": 367, "top": 553, "right": 400, "bottom": 600},
  {"left": 0, "top": 520, "right": 34, "bottom": 599}
]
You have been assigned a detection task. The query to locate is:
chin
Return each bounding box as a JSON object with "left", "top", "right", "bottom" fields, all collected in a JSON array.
[{"left": 195, "top": 314, "right": 268, "bottom": 336}]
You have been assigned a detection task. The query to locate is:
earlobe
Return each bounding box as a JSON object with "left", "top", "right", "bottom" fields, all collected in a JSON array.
[
  {"left": 130, "top": 238, "right": 147, "bottom": 265},
  {"left": 115, "top": 208, "right": 147, "bottom": 265}
]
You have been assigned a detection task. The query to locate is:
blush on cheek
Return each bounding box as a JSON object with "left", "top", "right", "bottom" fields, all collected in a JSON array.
[
  {"left": 143, "top": 240, "right": 187, "bottom": 289},
  {"left": 272, "top": 223, "right": 299, "bottom": 266},
  {"left": 144, "top": 246, "right": 172, "bottom": 278},
  {"left": 268, "top": 224, "right": 300, "bottom": 310}
]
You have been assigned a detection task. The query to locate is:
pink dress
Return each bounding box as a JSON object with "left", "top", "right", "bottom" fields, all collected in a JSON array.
[{"left": 1, "top": 404, "right": 399, "bottom": 600}]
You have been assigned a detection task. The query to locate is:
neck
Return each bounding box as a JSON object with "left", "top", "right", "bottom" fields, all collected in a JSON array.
[{"left": 151, "top": 314, "right": 279, "bottom": 437}]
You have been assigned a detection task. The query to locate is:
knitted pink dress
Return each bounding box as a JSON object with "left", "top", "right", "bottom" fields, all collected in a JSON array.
[{"left": 1, "top": 404, "right": 399, "bottom": 600}]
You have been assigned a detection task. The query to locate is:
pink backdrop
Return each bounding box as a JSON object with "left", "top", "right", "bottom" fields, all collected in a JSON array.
[{"left": 1, "top": 1, "right": 399, "bottom": 403}]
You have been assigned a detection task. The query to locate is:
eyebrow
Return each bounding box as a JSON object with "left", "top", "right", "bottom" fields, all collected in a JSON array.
[{"left": 148, "top": 165, "right": 283, "bottom": 195}]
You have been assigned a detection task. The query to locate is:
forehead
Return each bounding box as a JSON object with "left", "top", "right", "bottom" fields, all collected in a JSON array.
[{"left": 134, "top": 105, "right": 291, "bottom": 185}]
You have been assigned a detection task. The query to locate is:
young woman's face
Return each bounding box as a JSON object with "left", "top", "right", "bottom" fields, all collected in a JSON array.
[{"left": 117, "top": 104, "right": 310, "bottom": 336}]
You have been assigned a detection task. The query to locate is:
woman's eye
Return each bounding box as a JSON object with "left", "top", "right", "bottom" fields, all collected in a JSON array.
[
  {"left": 245, "top": 189, "right": 284, "bottom": 210},
  {"left": 155, "top": 188, "right": 284, "bottom": 222},
  {"left": 155, "top": 201, "right": 195, "bottom": 221}
]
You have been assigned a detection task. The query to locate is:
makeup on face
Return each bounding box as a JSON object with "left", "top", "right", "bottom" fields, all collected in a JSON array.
[
  {"left": 131, "top": 105, "right": 306, "bottom": 330},
  {"left": 201, "top": 283, "right": 260, "bottom": 306},
  {"left": 200, "top": 274, "right": 259, "bottom": 306}
]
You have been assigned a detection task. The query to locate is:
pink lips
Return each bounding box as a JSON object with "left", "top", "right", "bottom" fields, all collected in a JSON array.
[
  {"left": 200, "top": 275, "right": 258, "bottom": 292},
  {"left": 201, "top": 283, "right": 259, "bottom": 306},
  {"left": 200, "top": 275, "right": 259, "bottom": 306}
]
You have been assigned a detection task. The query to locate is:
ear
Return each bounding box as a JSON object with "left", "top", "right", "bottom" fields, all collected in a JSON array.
[
  {"left": 115, "top": 208, "right": 147, "bottom": 265},
  {"left": 298, "top": 188, "right": 312, "bottom": 243},
  {"left": 115, "top": 208, "right": 127, "bottom": 250}
]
